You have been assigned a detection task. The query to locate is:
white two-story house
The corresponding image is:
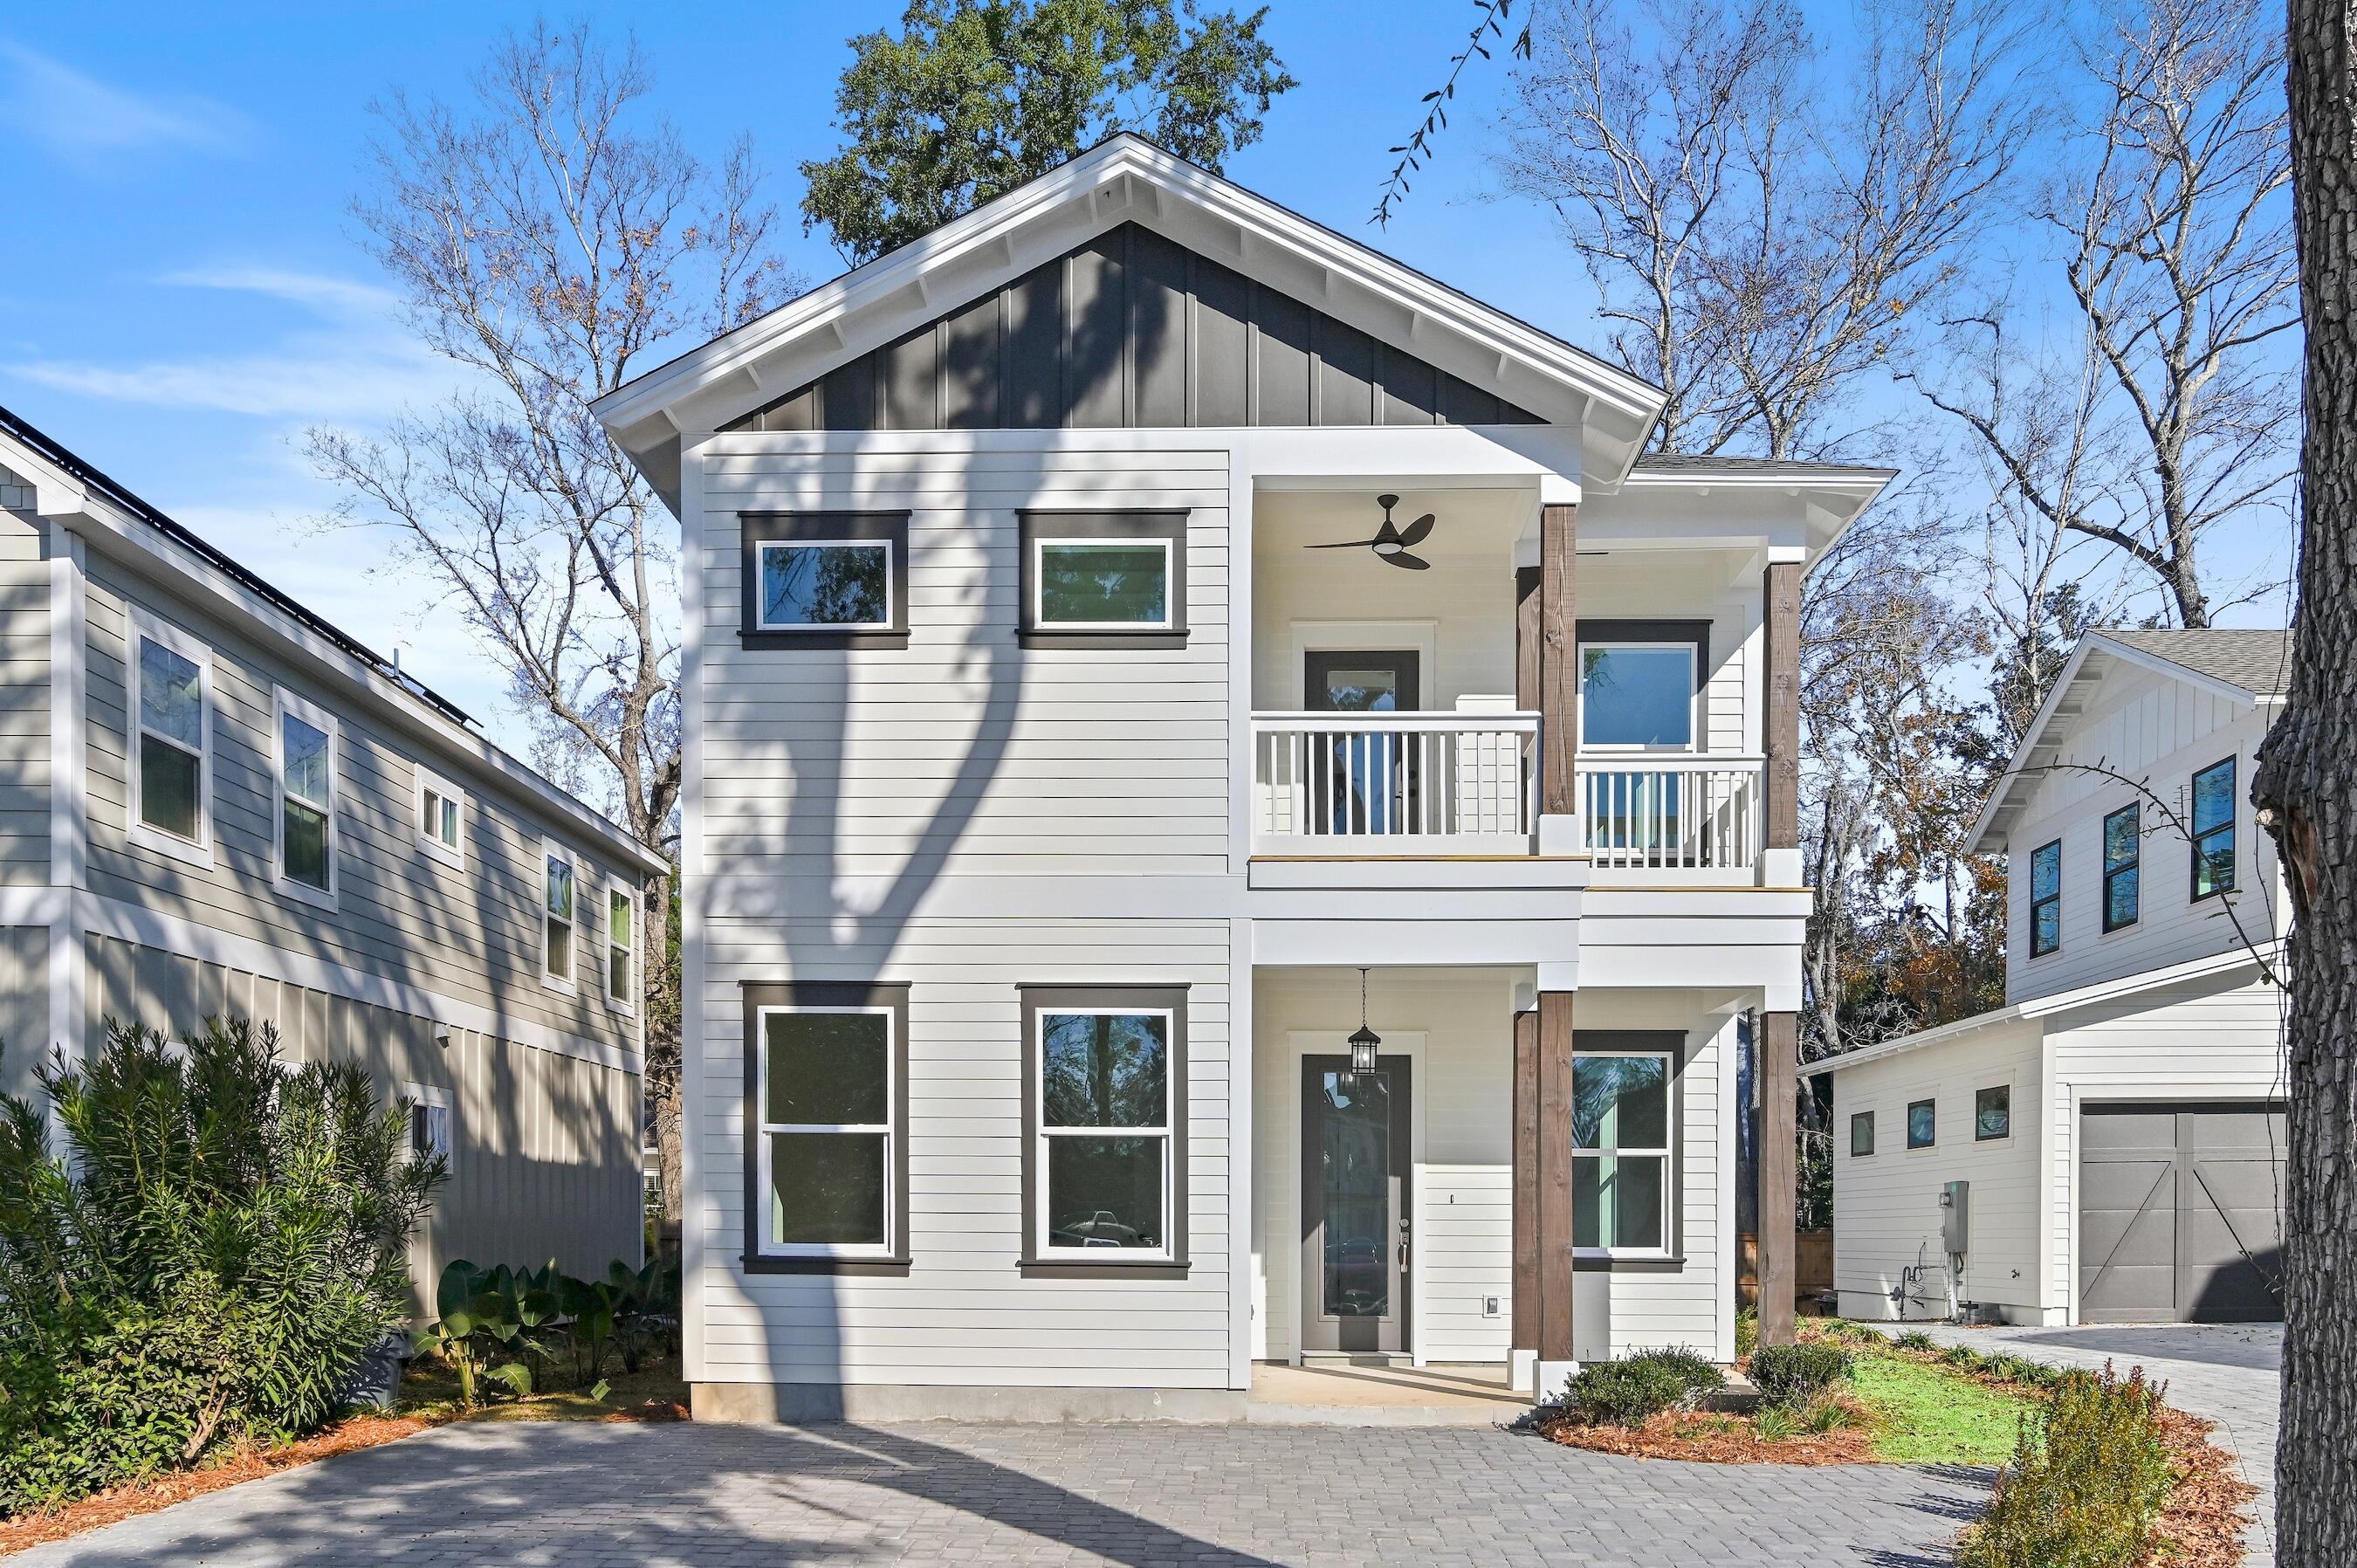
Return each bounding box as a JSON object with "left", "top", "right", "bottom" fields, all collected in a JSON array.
[
  {"left": 595, "top": 136, "right": 1892, "bottom": 1420},
  {"left": 1814, "top": 629, "right": 2288, "bottom": 1326}
]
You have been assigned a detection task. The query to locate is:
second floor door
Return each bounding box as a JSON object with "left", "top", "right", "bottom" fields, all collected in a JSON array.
[{"left": 1306, "top": 650, "right": 1420, "bottom": 836}]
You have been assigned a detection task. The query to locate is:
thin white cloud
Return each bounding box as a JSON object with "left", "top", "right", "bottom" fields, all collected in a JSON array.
[
  {"left": 0, "top": 40, "right": 251, "bottom": 164},
  {"left": 156, "top": 268, "right": 402, "bottom": 320}
]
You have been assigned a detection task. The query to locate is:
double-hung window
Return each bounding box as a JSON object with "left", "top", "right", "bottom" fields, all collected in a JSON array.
[
  {"left": 541, "top": 842, "right": 577, "bottom": 991},
  {"left": 416, "top": 767, "right": 465, "bottom": 869},
  {"left": 748, "top": 984, "right": 908, "bottom": 1263},
  {"left": 273, "top": 690, "right": 338, "bottom": 907},
  {"left": 2102, "top": 804, "right": 2140, "bottom": 932},
  {"left": 2029, "top": 838, "right": 2063, "bottom": 956},
  {"left": 1017, "top": 512, "right": 1188, "bottom": 648},
  {"left": 739, "top": 512, "right": 909, "bottom": 649},
  {"left": 402, "top": 1083, "right": 453, "bottom": 1175},
  {"left": 127, "top": 610, "right": 212, "bottom": 861},
  {"left": 1571, "top": 1045, "right": 1675, "bottom": 1256},
  {"left": 2192, "top": 758, "right": 2237, "bottom": 899},
  {"left": 605, "top": 878, "right": 636, "bottom": 1010},
  {"left": 1023, "top": 985, "right": 1187, "bottom": 1267}
]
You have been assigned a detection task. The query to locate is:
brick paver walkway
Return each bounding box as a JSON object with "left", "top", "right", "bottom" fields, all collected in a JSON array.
[
  {"left": 1865, "top": 1322, "right": 2281, "bottom": 1567},
  {"left": 11, "top": 1420, "right": 1993, "bottom": 1567}
]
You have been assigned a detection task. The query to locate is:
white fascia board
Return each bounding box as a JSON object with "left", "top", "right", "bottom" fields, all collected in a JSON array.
[
  {"left": 1805, "top": 943, "right": 2281, "bottom": 1077},
  {"left": 56, "top": 484, "right": 665, "bottom": 878},
  {"left": 591, "top": 136, "right": 1665, "bottom": 473}
]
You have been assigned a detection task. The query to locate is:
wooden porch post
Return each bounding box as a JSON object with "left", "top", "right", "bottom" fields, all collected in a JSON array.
[
  {"left": 1758, "top": 558, "right": 1804, "bottom": 1347},
  {"left": 1511, "top": 1008, "right": 1538, "bottom": 1365},
  {"left": 1538, "top": 505, "right": 1578, "bottom": 820},
  {"left": 1537, "top": 989, "right": 1577, "bottom": 1372}
]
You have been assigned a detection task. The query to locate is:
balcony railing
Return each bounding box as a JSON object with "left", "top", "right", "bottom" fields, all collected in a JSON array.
[
  {"left": 1252, "top": 711, "right": 1538, "bottom": 854},
  {"left": 1577, "top": 755, "right": 1766, "bottom": 875}
]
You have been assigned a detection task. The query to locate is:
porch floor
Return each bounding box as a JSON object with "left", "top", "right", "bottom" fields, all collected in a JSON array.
[{"left": 1245, "top": 1360, "right": 1529, "bottom": 1426}]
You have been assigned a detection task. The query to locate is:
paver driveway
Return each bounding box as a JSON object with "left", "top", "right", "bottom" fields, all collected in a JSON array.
[
  {"left": 1870, "top": 1322, "right": 2281, "bottom": 1567},
  {"left": 10, "top": 1420, "right": 1992, "bottom": 1567}
]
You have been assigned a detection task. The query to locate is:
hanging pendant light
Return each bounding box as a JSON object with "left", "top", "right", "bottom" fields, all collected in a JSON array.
[{"left": 1349, "top": 967, "right": 1382, "bottom": 1076}]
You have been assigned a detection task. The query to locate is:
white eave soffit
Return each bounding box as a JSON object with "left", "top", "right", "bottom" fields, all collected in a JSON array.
[{"left": 591, "top": 136, "right": 1665, "bottom": 476}]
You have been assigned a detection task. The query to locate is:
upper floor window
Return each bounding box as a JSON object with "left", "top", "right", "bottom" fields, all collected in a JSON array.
[
  {"left": 2030, "top": 838, "right": 2062, "bottom": 956},
  {"left": 416, "top": 767, "right": 465, "bottom": 870},
  {"left": 2192, "top": 757, "right": 2237, "bottom": 899},
  {"left": 1850, "top": 1110, "right": 1875, "bottom": 1158},
  {"left": 738, "top": 511, "right": 909, "bottom": 650},
  {"left": 605, "top": 878, "right": 636, "bottom": 1010},
  {"left": 1572, "top": 1047, "right": 1674, "bottom": 1255},
  {"left": 542, "top": 842, "right": 577, "bottom": 991},
  {"left": 1907, "top": 1098, "right": 1936, "bottom": 1148},
  {"left": 128, "top": 611, "right": 212, "bottom": 857},
  {"left": 1577, "top": 630, "right": 1700, "bottom": 751},
  {"left": 1976, "top": 1084, "right": 2011, "bottom": 1141},
  {"left": 2103, "top": 804, "right": 2140, "bottom": 932},
  {"left": 272, "top": 690, "right": 338, "bottom": 907},
  {"left": 1018, "top": 512, "right": 1188, "bottom": 649}
]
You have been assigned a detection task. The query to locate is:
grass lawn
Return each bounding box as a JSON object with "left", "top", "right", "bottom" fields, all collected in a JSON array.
[{"left": 1847, "top": 1345, "right": 2034, "bottom": 1464}]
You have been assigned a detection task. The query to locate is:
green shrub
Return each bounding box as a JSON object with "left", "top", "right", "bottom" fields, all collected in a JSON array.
[
  {"left": 1735, "top": 1308, "right": 1759, "bottom": 1358},
  {"left": 1560, "top": 1346, "right": 1723, "bottom": 1426},
  {"left": 1955, "top": 1364, "right": 2174, "bottom": 1568},
  {"left": 1749, "top": 1341, "right": 1854, "bottom": 1408},
  {"left": 0, "top": 1020, "right": 438, "bottom": 1515},
  {"left": 1895, "top": 1330, "right": 1938, "bottom": 1351}
]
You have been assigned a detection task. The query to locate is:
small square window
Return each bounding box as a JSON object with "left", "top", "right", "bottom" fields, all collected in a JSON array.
[
  {"left": 1850, "top": 1111, "right": 1875, "bottom": 1158},
  {"left": 1579, "top": 643, "right": 1697, "bottom": 748},
  {"left": 1018, "top": 512, "right": 1188, "bottom": 647},
  {"left": 1907, "top": 1099, "right": 1936, "bottom": 1149},
  {"left": 738, "top": 512, "right": 909, "bottom": 648},
  {"left": 1975, "top": 1084, "right": 2011, "bottom": 1141}
]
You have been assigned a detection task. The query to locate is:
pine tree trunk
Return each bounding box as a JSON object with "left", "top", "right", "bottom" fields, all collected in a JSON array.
[{"left": 2252, "top": 4, "right": 2357, "bottom": 1559}]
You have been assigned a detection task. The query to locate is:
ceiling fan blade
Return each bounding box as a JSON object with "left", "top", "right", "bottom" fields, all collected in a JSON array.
[
  {"left": 1304, "top": 538, "right": 1385, "bottom": 549},
  {"left": 1396, "top": 512, "right": 1437, "bottom": 547},
  {"left": 1386, "top": 550, "right": 1433, "bottom": 570}
]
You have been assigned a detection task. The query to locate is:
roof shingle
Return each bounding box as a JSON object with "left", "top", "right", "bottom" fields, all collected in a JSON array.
[{"left": 2098, "top": 629, "right": 2292, "bottom": 697}]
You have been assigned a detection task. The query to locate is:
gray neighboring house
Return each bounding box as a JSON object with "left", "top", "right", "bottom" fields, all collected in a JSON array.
[{"left": 0, "top": 406, "right": 663, "bottom": 1283}]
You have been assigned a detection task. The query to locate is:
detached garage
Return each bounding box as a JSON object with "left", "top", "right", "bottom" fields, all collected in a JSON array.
[{"left": 2078, "top": 1103, "right": 2285, "bottom": 1324}]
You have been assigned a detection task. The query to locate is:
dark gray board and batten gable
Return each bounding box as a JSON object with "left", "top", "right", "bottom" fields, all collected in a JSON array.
[{"left": 725, "top": 222, "right": 1544, "bottom": 435}]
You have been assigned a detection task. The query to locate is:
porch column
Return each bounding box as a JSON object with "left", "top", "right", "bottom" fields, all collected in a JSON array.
[
  {"left": 1510, "top": 1006, "right": 1538, "bottom": 1386},
  {"left": 1757, "top": 557, "right": 1804, "bottom": 1347},
  {"left": 1536, "top": 987, "right": 1577, "bottom": 1391},
  {"left": 1536, "top": 502, "right": 1578, "bottom": 852}
]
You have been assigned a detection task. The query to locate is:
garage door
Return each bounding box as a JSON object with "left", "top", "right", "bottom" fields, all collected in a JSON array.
[{"left": 2079, "top": 1103, "right": 2285, "bottom": 1324}]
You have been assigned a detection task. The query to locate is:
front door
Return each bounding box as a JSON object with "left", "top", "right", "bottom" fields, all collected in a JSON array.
[
  {"left": 1301, "top": 1054, "right": 1412, "bottom": 1354},
  {"left": 1304, "top": 651, "right": 1421, "bottom": 836}
]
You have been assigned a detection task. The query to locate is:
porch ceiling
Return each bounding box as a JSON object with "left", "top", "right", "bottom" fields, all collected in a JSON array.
[{"left": 1253, "top": 486, "right": 1530, "bottom": 563}]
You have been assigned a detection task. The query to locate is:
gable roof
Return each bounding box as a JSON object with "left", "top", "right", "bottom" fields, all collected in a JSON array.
[
  {"left": 592, "top": 134, "right": 1668, "bottom": 502},
  {"left": 1968, "top": 627, "right": 2289, "bottom": 856}
]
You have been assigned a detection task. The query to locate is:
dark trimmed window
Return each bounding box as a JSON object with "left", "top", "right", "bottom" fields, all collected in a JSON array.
[
  {"left": 741, "top": 981, "right": 911, "bottom": 1273},
  {"left": 1850, "top": 1111, "right": 1875, "bottom": 1158},
  {"left": 2103, "top": 804, "right": 2140, "bottom": 932},
  {"left": 1020, "top": 984, "right": 1188, "bottom": 1274},
  {"left": 1975, "top": 1085, "right": 2011, "bottom": 1141},
  {"left": 2192, "top": 758, "right": 2237, "bottom": 899},
  {"left": 1907, "top": 1099, "right": 1936, "bottom": 1149},
  {"left": 2030, "top": 839, "right": 2062, "bottom": 956},
  {"left": 738, "top": 511, "right": 911, "bottom": 649},
  {"left": 1571, "top": 1047, "right": 1675, "bottom": 1255},
  {"left": 1018, "top": 512, "right": 1188, "bottom": 649}
]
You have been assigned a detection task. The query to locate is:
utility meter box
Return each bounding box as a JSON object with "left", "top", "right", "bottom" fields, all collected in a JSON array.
[{"left": 1940, "top": 1180, "right": 1970, "bottom": 1256}]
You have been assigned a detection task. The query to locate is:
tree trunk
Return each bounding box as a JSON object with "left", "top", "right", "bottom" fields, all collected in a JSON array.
[{"left": 2252, "top": 3, "right": 2357, "bottom": 1559}]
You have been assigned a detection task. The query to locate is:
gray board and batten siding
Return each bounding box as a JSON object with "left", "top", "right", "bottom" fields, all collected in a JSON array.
[{"left": 725, "top": 222, "right": 1543, "bottom": 435}]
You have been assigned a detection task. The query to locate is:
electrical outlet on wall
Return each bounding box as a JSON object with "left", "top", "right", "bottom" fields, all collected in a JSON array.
[{"left": 1484, "top": 1296, "right": 1501, "bottom": 1317}]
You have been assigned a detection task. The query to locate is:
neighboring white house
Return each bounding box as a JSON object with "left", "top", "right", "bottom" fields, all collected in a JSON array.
[
  {"left": 0, "top": 406, "right": 663, "bottom": 1285},
  {"left": 1812, "top": 629, "right": 2288, "bottom": 1327},
  {"left": 594, "top": 135, "right": 1893, "bottom": 1420}
]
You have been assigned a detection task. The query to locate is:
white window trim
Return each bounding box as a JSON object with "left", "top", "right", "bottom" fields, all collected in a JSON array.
[
  {"left": 124, "top": 606, "right": 216, "bottom": 870},
  {"left": 414, "top": 765, "right": 467, "bottom": 870},
  {"left": 604, "top": 875, "right": 636, "bottom": 1014},
  {"left": 1032, "top": 1004, "right": 1178, "bottom": 1262},
  {"left": 1030, "top": 536, "right": 1176, "bottom": 631},
  {"left": 1571, "top": 1047, "right": 1676, "bottom": 1261},
  {"left": 754, "top": 1004, "right": 897, "bottom": 1260},
  {"left": 402, "top": 1081, "right": 454, "bottom": 1176},
  {"left": 540, "top": 838, "right": 579, "bottom": 994},
  {"left": 753, "top": 538, "right": 896, "bottom": 631},
  {"left": 271, "top": 687, "right": 340, "bottom": 911},
  {"left": 1575, "top": 640, "right": 1700, "bottom": 754}
]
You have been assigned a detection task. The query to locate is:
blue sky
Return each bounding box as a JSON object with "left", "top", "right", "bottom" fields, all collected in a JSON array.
[{"left": 0, "top": 3, "right": 2293, "bottom": 755}]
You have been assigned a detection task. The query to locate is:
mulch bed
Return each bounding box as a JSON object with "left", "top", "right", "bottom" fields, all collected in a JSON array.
[
  {"left": 2141, "top": 1404, "right": 2260, "bottom": 1568},
  {"left": 1539, "top": 1402, "right": 1877, "bottom": 1465}
]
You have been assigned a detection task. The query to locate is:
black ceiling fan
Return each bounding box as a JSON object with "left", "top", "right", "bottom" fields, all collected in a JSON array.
[{"left": 1305, "top": 493, "right": 1436, "bottom": 570}]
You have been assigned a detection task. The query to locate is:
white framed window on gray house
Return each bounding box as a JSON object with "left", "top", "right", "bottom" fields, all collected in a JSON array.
[
  {"left": 403, "top": 1082, "right": 453, "bottom": 1174},
  {"left": 2192, "top": 757, "right": 2237, "bottom": 899},
  {"left": 742, "top": 983, "right": 910, "bottom": 1269},
  {"left": 605, "top": 877, "right": 636, "bottom": 1011},
  {"left": 2103, "top": 803, "right": 2140, "bottom": 932},
  {"left": 737, "top": 511, "right": 910, "bottom": 650},
  {"left": 541, "top": 841, "right": 578, "bottom": 992},
  {"left": 1020, "top": 985, "right": 1188, "bottom": 1272},
  {"left": 127, "top": 607, "right": 215, "bottom": 865},
  {"left": 1571, "top": 1044, "right": 1674, "bottom": 1257},
  {"left": 416, "top": 766, "right": 465, "bottom": 870},
  {"left": 272, "top": 689, "right": 339, "bottom": 908},
  {"left": 1016, "top": 512, "right": 1188, "bottom": 649}
]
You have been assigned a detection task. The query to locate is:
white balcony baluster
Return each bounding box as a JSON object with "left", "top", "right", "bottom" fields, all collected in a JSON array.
[{"left": 1252, "top": 712, "right": 1540, "bottom": 855}]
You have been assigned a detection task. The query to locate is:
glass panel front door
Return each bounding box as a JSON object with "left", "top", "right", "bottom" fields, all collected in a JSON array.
[
  {"left": 1304, "top": 651, "right": 1420, "bottom": 836},
  {"left": 1301, "top": 1054, "right": 1412, "bottom": 1354}
]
